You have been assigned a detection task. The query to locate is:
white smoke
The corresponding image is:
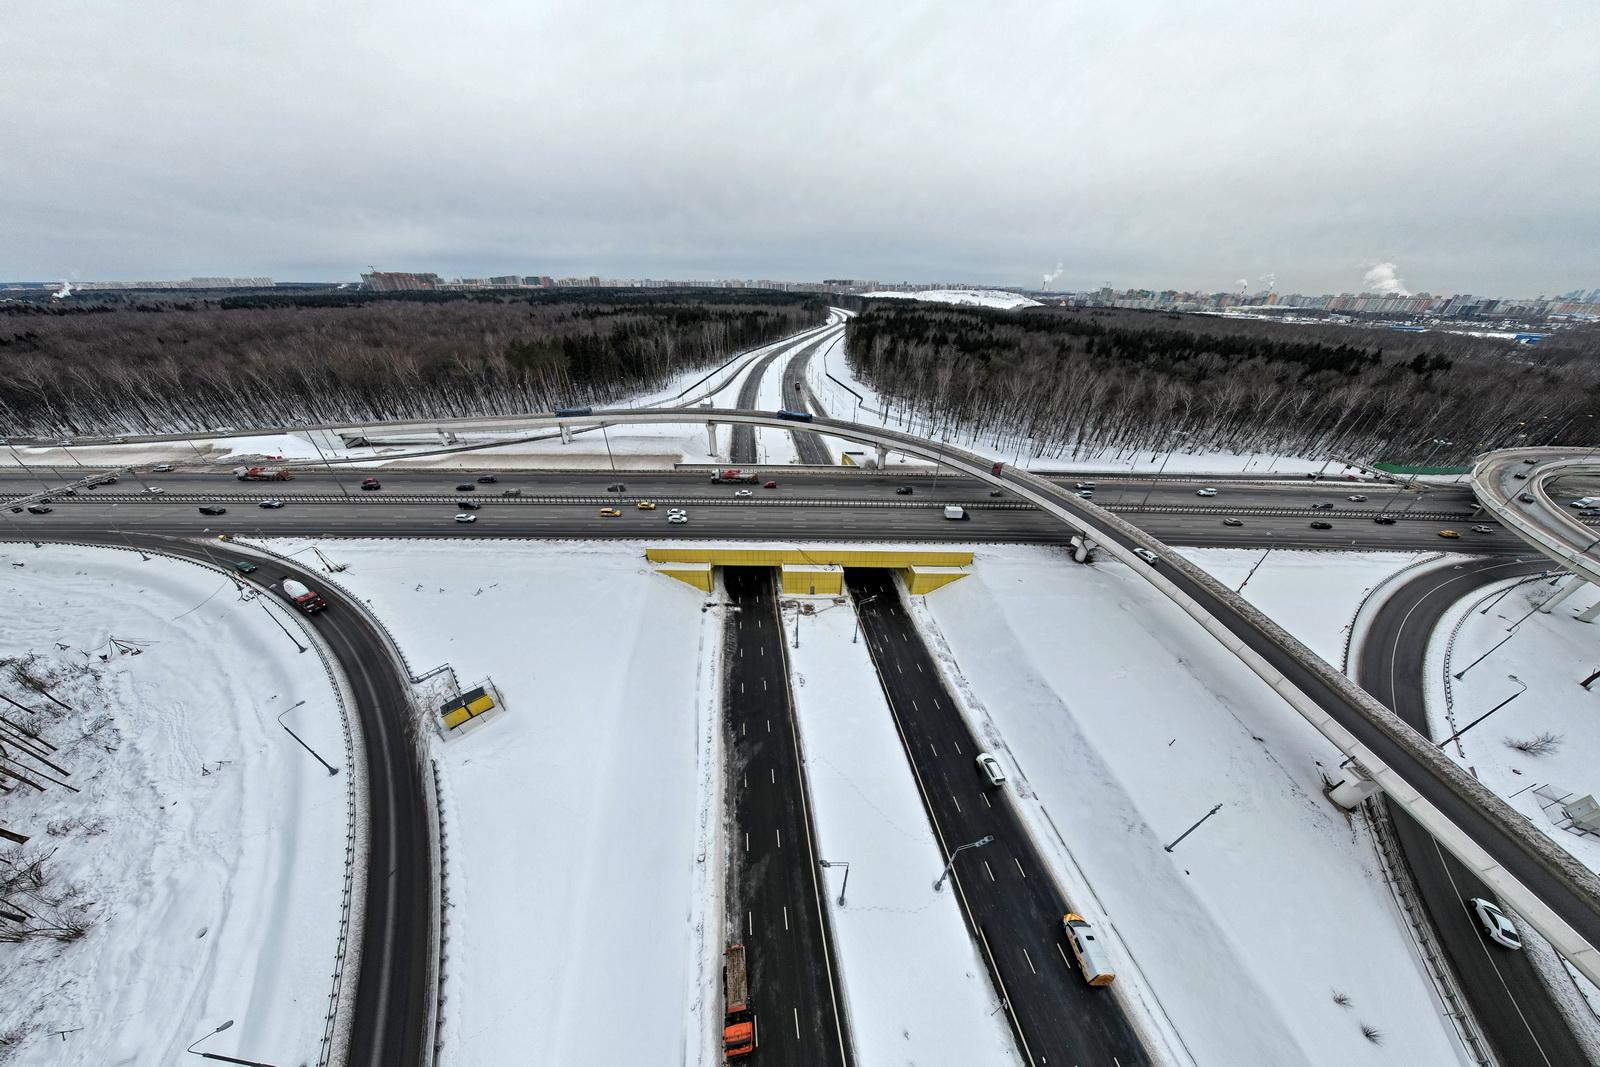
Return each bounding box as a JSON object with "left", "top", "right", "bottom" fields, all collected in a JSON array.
[
  {"left": 1041, "top": 262, "right": 1064, "bottom": 290},
  {"left": 50, "top": 280, "right": 74, "bottom": 300},
  {"left": 1362, "top": 262, "right": 1410, "bottom": 296},
  {"left": 1259, "top": 271, "right": 1277, "bottom": 293},
  {"left": 1236, "top": 278, "right": 1249, "bottom": 292}
]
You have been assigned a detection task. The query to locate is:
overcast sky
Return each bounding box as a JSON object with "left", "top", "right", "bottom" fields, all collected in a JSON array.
[{"left": 5, "top": 2, "right": 1597, "bottom": 296}]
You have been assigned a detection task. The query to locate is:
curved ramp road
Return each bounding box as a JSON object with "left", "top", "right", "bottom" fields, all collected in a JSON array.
[
  {"left": 1358, "top": 557, "right": 1589, "bottom": 1067},
  {"left": 727, "top": 329, "right": 843, "bottom": 465},
  {"left": 17, "top": 533, "right": 437, "bottom": 1067},
  {"left": 779, "top": 339, "right": 835, "bottom": 465}
]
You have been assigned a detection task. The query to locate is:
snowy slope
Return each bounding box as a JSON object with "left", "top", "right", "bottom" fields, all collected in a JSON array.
[
  {"left": 908, "top": 545, "right": 1466, "bottom": 1065},
  {"left": 273, "top": 540, "right": 722, "bottom": 1066},
  {"left": 0, "top": 543, "right": 346, "bottom": 1067},
  {"left": 861, "top": 290, "right": 1042, "bottom": 310}
]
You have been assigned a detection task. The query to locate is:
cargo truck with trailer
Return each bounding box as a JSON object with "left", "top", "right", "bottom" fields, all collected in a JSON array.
[{"left": 722, "top": 943, "right": 755, "bottom": 1059}]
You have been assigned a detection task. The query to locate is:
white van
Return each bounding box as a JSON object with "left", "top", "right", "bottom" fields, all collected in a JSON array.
[
  {"left": 943, "top": 505, "right": 967, "bottom": 520},
  {"left": 1061, "top": 913, "right": 1116, "bottom": 986},
  {"left": 975, "top": 753, "right": 1006, "bottom": 788}
]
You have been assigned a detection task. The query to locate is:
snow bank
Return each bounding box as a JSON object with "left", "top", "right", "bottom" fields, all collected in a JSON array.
[
  {"left": 280, "top": 540, "right": 720, "bottom": 1065},
  {"left": 906, "top": 545, "right": 1465, "bottom": 1065},
  {"left": 0, "top": 543, "right": 346, "bottom": 1066},
  {"left": 784, "top": 598, "right": 1018, "bottom": 1066}
]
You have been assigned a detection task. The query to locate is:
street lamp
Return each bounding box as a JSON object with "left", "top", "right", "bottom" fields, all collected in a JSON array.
[
  {"left": 1138, "top": 430, "right": 1189, "bottom": 512},
  {"left": 187, "top": 1020, "right": 233, "bottom": 1055},
  {"left": 851, "top": 593, "right": 881, "bottom": 644},
  {"left": 819, "top": 859, "right": 850, "bottom": 906},
  {"left": 933, "top": 834, "right": 994, "bottom": 892},
  {"left": 1438, "top": 675, "right": 1526, "bottom": 749},
  {"left": 185, "top": 1020, "right": 279, "bottom": 1065}
]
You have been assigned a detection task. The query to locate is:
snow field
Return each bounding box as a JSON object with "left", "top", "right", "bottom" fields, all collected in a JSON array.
[
  {"left": 907, "top": 545, "right": 1466, "bottom": 1065},
  {"left": 782, "top": 598, "right": 1019, "bottom": 1066},
  {"left": 0, "top": 543, "right": 346, "bottom": 1067},
  {"left": 860, "top": 290, "right": 1042, "bottom": 311},
  {"left": 282, "top": 540, "right": 720, "bottom": 1065}
]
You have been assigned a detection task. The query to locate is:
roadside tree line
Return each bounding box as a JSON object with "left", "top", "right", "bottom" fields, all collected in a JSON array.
[
  {"left": 0, "top": 289, "right": 825, "bottom": 436},
  {"left": 844, "top": 303, "right": 1600, "bottom": 465}
]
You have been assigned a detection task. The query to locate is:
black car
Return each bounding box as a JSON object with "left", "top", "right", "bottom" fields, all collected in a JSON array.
[
  {"left": 9, "top": 505, "right": 22, "bottom": 513},
  {"left": 1222, "top": 517, "right": 1244, "bottom": 527},
  {"left": 1513, "top": 472, "right": 1527, "bottom": 479},
  {"left": 1309, "top": 520, "right": 1333, "bottom": 530},
  {"left": 895, "top": 486, "right": 914, "bottom": 495},
  {"left": 258, "top": 499, "right": 286, "bottom": 509},
  {"left": 456, "top": 484, "right": 475, "bottom": 492},
  {"left": 607, "top": 483, "right": 627, "bottom": 492},
  {"left": 1373, "top": 515, "right": 1397, "bottom": 525},
  {"left": 199, "top": 505, "right": 227, "bottom": 516},
  {"left": 989, "top": 489, "right": 1004, "bottom": 497},
  {"left": 476, "top": 474, "right": 498, "bottom": 484},
  {"left": 25, "top": 503, "right": 51, "bottom": 515},
  {"left": 456, "top": 500, "right": 481, "bottom": 509},
  {"left": 1519, "top": 493, "right": 1536, "bottom": 503},
  {"left": 1310, "top": 502, "right": 1334, "bottom": 510}
]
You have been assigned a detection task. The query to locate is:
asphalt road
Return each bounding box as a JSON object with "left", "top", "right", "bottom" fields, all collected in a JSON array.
[
  {"left": 17, "top": 532, "right": 435, "bottom": 1067},
  {"left": 779, "top": 341, "right": 834, "bottom": 465},
  {"left": 849, "top": 568, "right": 1149, "bottom": 1066},
  {"left": 728, "top": 331, "right": 838, "bottom": 465},
  {"left": 723, "top": 568, "right": 852, "bottom": 1067},
  {"left": 1357, "top": 557, "right": 1590, "bottom": 1067}
]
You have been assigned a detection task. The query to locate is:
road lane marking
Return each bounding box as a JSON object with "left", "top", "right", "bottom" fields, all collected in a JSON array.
[
  {"left": 1013, "top": 857, "right": 1026, "bottom": 878},
  {"left": 929, "top": 742, "right": 937, "bottom": 757},
  {"left": 770, "top": 768, "right": 776, "bottom": 784},
  {"left": 748, "top": 911, "right": 753, "bottom": 935},
  {"left": 1023, "top": 947, "right": 1036, "bottom": 975},
  {"left": 745, "top": 832, "right": 749, "bottom": 852},
  {"left": 952, "top": 795, "right": 962, "bottom": 813},
  {"left": 1056, "top": 943, "right": 1070, "bottom": 967},
  {"left": 983, "top": 860, "right": 995, "bottom": 881},
  {"left": 793, "top": 1007, "right": 800, "bottom": 1039},
  {"left": 912, "top": 699, "right": 919, "bottom": 711},
  {"left": 783, "top": 905, "right": 789, "bottom": 930},
  {"left": 981, "top": 793, "right": 992, "bottom": 808},
  {"left": 952, "top": 740, "right": 962, "bottom": 754},
  {"left": 776, "top": 828, "right": 782, "bottom": 849}
]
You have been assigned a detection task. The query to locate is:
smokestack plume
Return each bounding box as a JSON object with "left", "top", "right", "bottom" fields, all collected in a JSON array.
[{"left": 1362, "top": 262, "right": 1410, "bottom": 296}]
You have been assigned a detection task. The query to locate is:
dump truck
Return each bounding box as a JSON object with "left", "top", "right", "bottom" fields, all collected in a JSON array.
[
  {"left": 234, "top": 465, "right": 292, "bottom": 481},
  {"left": 711, "top": 468, "right": 760, "bottom": 484},
  {"left": 280, "top": 578, "right": 328, "bottom": 614},
  {"left": 722, "top": 943, "right": 755, "bottom": 1059}
]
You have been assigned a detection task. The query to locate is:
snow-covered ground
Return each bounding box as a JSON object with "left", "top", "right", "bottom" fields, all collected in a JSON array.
[
  {"left": 783, "top": 598, "right": 1018, "bottom": 1066},
  {"left": 0, "top": 543, "right": 346, "bottom": 1067},
  {"left": 1425, "top": 574, "right": 1600, "bottom": 874},
  {"left": 860, "top": 289, "right": 1042, "bottom": 311},
  {"left": 905, "top": 545, "right": 1466, "bottom": 1065},
  {"left": 263, "top": 539, "right": 722, "bottom": 1065}
]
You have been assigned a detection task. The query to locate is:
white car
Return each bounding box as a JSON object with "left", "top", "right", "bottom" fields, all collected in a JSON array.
[
  {"left": 152, "top": 463, "right": 174, "bottom": 472},
  {"left": 975, "top": 753, "right": 1007, "bottom": 788},
  {"left": 143, "top": 486, "right": 165, "bottom": 494},
  {"left": 1196, "top": 487, "right": 1218, "bottom": 497},
  {"left": 1132, "top": 547, "right": 1159, "bottom": 564},
  {"left": 734, "top": 489, "right": 754, "bottom": 497},
  {"left": 1074, "top": 481, "right": 1096, "bottom": 490},
  {"left": 1469, "top": 897, "right": 1522, "bottom": 950},
  {"left": 668, "top": 514, "right": 688, "bottom": 524},
  {"left": 1076, "top": 489, "right": 1094, "bottom": 499},
  {"left": 454, "top": 513, "right": 477, "bottom": 524}
]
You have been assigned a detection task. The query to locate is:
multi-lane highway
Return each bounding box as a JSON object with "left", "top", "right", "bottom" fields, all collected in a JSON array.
[
  {"left": 1358, "top": 557, "right": 1589, "bottom": 1067},
  {"left": 778, "top": 337, "right": 834, "bottom": 464},
  {"left": 723, "top": 568, "right": 852, "bottom": 1067},
  {"left": 850, "top": 569, "right": 1149, "bottom": 1065},
  {"left": 729, "top": 329, "right": 843, "bottom": 464}
]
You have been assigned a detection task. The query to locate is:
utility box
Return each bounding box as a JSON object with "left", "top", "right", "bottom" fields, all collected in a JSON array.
[{"left": 1564, "top": 794, "right": 1600, "bottom": 833}]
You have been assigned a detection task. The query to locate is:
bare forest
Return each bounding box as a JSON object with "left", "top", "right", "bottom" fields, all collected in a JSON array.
[
  {"left": 0, "top": 289, "right": 824, "bottom": 436},
  {"left": 845, "top": 303, "right": 1600, "bottom": 465}
]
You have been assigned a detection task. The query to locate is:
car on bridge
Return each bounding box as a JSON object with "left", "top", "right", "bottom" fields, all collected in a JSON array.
[
  {"left": 1347, "top": 494, "right": 1368, "bottom": 502},
  {"left": 1470, "top": 897, "right": 1522, "bottom": 950},
  {"left": 143, "top": 486, "right": 165, "bottom": 495},
  {"left": 454, "top": 513, "right": 477, "bottom": 524},
  {"left": 1223, "top": 518, "right": 1243, "bottom": 527},
  {"left": 599, "top": 507, "right": 622, "bottom": 517},
  {"left": 1471, "top": 525, "right": 1494, "bottom": 534},
  {"left": 153, "top": 463, "right": 173, "bottom": 472},
  {"left": 1311, "top": 501, "right": 1334, "bottom": 510},
  {"left": 896, "top": 486, "right": 914, "bottom": 495},
  {"left": 975, "top": 753, "right": 1007, "bottom": 788},
  {"left": 25, "top": 504, "right": 51, "bottom": 515},
  {"left": 1519, "top": 492, "right": 1537, "bottom": 503},
  {"left": 1310, "top": 520, "right": 1333, "bottom": 530},
  {"left": 361, "top": 477, "right": 381, "bottom": 490},
  {"left": 1077, "top": 489, "right": 1094, "bottom": 499},
  {"left": 455, "top": 483, "right": 475, "bottom": 492},
  {"left": 668, "top": 513, "right": 688, "bottom": 525},
  {"left": 607, "top": 483, "right": 627, "bottom": 492},
  {"left": 734, "top": 489, "right": 754, "bottom": 497},
  {"left": 637, "top": 500, "right": 657, "bottom": 510},
  {"left": 1132, "top": 547, "right": 1158, "bottom": 563},
  {"left": 258, "top": 499, "right": 285, "bottom": 509},
  {"left": 1196, "top": 487, "right": 1218, "bottom": 497},
  {"left": 198, "top": 505, "right": 227, "bottom": 516},
  {"left": 1374, "top": 515, "right": 1397, "bottom": 525},
  {"left": 1075, "top": 482, "right": 1096, "bottom": 490},
  {"left": 476, "top": 474, "right": 498, "bottom": 484},
  {"left": 234, "top": 561, "right": 259, "bottom": 575},
  {"left": 1437, "top": 529, "right": 1461, "bottom": 539},
  {"left": 764, "top": 481, "right": 778, "bottom": 489},
  {"left": 456, "top": 500, "right": 481, "bottom": 509},
  {"left": 1513, "top": 472, "right": 1528, "bottom": 479}
]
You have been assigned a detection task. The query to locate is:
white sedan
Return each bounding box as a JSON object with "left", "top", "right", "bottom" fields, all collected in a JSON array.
[
  {"left": 454, "top": 513, "right": 478, "bottom": 524},
  {"left": 1469, "top": 897, "right": 1522, "bottom": 950},
  {"left": 1196, "top": 488, "right": 1218, "bottom": 497},
  {"left": 734, "top": 489, "right": 754, "bottom": 497},
  {"left": 668, "top": 514, "right": 688, "bottom": 524}
]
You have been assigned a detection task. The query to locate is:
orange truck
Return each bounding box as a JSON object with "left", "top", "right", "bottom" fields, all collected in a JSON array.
[{"left": 723, "top": 943, "right": 755, "bottom": 1059}]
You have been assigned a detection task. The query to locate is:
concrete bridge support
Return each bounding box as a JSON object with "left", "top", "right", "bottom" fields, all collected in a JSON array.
[
  {"left": 706, "top": 422, "right": 718, "bottom": 455},
  {"left": 1539, "top": 575, "right": 1587, "bottom": 614}
]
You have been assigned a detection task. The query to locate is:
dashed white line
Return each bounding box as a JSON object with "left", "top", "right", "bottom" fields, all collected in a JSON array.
[
  {"left": 1013, "top": 857, "right": 1026, "bottom": 878},
  {"left": 1023, "top": 947, "right": 1037, "bottom": 974},
  {"left": 982, "top": 859, "right": 995, "bottom": 881}
]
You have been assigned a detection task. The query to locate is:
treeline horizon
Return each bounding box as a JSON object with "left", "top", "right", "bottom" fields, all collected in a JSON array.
[
  {"left": 0, "top": 289, "right": 826, "bottom": 435},
  {"left": 844, "top": 303, "right": 1600, "bottom": 465}
]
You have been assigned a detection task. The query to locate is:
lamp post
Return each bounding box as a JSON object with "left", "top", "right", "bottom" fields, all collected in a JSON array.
[
  {"left": 276, "top": 700, "right": 338, "bottom": 775},
  {"left": 1438, "top": 675, "right": 1526, "bottom": 749},
  {"left": 934, "top": 834, "right": 994, "bottom": 892},
  {"left": 1138, "top": 430, "right": 1189, "bottom": 512},
  {"left": 185, "top": 1020, "right": 279, "bottom": 1066},
  {"left": 851, "top": 593, "right": 881, "bottom": 644},
  {"left": 819, "top": 859, "right": 850, "bottom": 906}
]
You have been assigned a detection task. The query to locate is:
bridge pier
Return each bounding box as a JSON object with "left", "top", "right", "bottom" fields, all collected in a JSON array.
[
  {"left": 1578, "top": 595, "right": 1600, "bottom": 624},
  {"left": 875, "top": 444, "right": 888, "bottom": 469},
  {"left": 706, "top": 422, "right": 718, "bottom": 455},
  {"left": 559, "top": 422, "right": 573, "bottom": 445},
  {"left": 1539, "top": 575, "right": 1587, "bottom": 613}
]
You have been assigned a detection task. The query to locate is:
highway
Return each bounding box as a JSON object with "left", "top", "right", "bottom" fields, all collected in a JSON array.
[
  {"left": 723, "top": 568, "right": 852, "bottom": 1067},
  {"left": 778, "top": 338, "right": 834, "bottom": 464},
  {"left": 16, "top": 532, "right": 436, "bottom": 1067},
  {"left": 729, "top": 329, "right": 842, "bottom": 464},
  {"left": 849, "top": 569, "right": 1148, "bottom": 1065},
  {"left": 1357, "top": 557, "right": 1589, "bottom": 1067}
]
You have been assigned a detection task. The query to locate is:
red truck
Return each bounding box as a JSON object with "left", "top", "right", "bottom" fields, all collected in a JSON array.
[
  {"left": 234, "top": 465, "right": 292, "bottom": 481},
  {"left": 710, "top": 468, "right": 760, "bottom": 484},
  {"left": 280, "top": 579, "right": 328, "bottom": 614},
  {"left": 722, "top": 943, "right": 755, "bottom": 1059}
]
